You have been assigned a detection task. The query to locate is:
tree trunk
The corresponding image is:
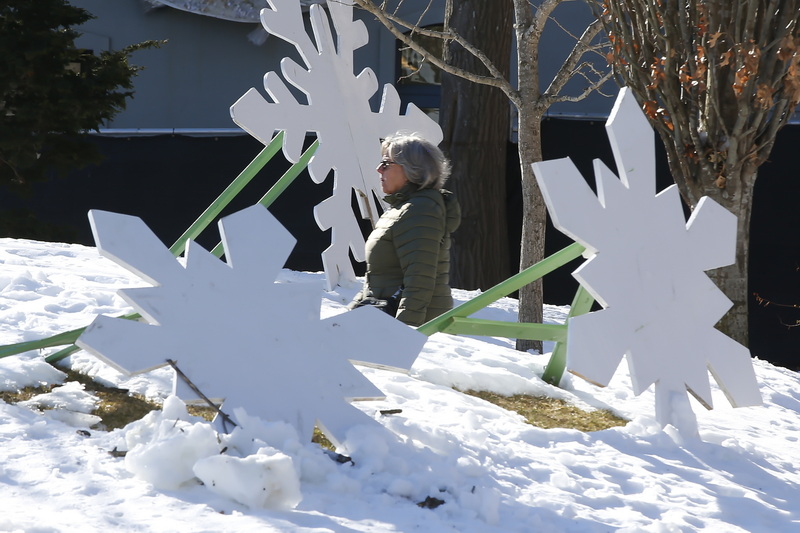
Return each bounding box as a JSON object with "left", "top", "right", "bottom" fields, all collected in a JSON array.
[
  {"left": 513, "top": 1, "right": 546, "bottom": 353},
  {"left": 440, "top": 0, "right": 513, "bottom": 290},
  {"left": 656, "top": 125, "right": 759, "bottom": 348},
  {"left": 515, "top": 104, "right": 547, "bottom": 353},
  {"left": 696, "top": 166, "right": 757, "bottom": 348}
]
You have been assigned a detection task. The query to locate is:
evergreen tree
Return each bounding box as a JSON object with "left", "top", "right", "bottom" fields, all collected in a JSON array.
[{"left": 0, "top": 0, "right": 162, "bottom": 187}]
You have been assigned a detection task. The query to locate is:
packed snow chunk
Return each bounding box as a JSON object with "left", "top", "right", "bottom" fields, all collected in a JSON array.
[
  {"left": 193, "top": 448, "right": 302, "bottom": 510},
  {"left": 341, "top": 424, "right": 393, "bottom": 475},
  {"left": 20, "top": 381, "right": 97, "bottom": 413},
  {"left": 221, "top": 410, "right": 338, "bottom": 485},
  {"left": 41, "top": 408, "right": 102, "bottom": 428},
  {"left": 19, "top": 381, "right": 101, "bottom": 428},
  {"left": 0, "top": 352, "right": 65, "bottom": 392},
  {"left": 122, "top": 395, "right": 200, "bottom": 450},
  {"left": 160, "top": 394, "right": 188, "bottom": 419},
  {"left": 123, "top": 400, "right": 221, "bottom": 490},
  {"left": 224, "top": 408, "right": 303, "bottom": 454}
]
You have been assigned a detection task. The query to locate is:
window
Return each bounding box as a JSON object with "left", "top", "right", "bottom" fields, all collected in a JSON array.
[{"left": 395, "top": 26, "right": 443, "bottom": 122}]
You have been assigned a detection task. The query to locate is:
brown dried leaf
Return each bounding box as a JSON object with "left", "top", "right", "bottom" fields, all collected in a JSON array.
[
  {"left": 643, "top": 100, "right": 659, "bottom": 120},
  {"left": 679, "top": 64, "right": 692, "bottom": 85},
  {"left": 744, "top": 44, "right": 761, "bottom": 72},
  {"left": 708, "top": 32, "right": 723, "bottom": 48},
  {"left": 695, "top": 61, "right": 707, "bottom": 80},
  {"left": 648, "top": 57, "right": 666, "bottom": 88},
  {"left": 658, "top": 108, "right": 674, "bottom": 131},
  {"left": 696, "top": 45, "right": 706, "bottom": 61},
  {"left": 733, "top": 65, "right": 750, "bottom": 96},
  {"left": 755, "top": 83, "right": 775, "bottom": 109},
  {"left": 777, "top": 36, "right": 797, "bottom": 61},
  {"left": 696, "top": 5, "right": 709, "bottom": 36}
]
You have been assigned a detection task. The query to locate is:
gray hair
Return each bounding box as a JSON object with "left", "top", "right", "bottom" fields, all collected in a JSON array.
[{"left": 382, "top": 132, "right": 450, "bottom": 190}]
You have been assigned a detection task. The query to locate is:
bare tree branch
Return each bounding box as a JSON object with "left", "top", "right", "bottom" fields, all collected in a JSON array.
[
  {"left": 351, "top": 0, "right": 514, "bottom": 96},
  {"left": 544, "top": 18, "right": 609, "bottom": 104}
]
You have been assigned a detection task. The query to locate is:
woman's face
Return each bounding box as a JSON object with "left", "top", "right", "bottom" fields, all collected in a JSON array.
[{"left": 377, "top": 156, "right": 408, "bottom": 194}]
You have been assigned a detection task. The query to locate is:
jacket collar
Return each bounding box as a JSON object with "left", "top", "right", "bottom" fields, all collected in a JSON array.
[{"left": 383, "top": 182, "right": 420, "bottom": 206}]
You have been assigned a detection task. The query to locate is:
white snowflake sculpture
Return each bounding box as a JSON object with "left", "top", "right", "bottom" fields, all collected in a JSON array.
[
  {"left": 230, "top": 0, "right": 442, "bottom": 290},
  {"left": 532, "top": 88, "right": 762, "bottom": 437},
  {"left": 76, "top": 205, "right": 427, "bottom": 448}
]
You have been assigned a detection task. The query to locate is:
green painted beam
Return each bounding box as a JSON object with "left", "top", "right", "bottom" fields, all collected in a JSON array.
[
  {"left": 210, "top": 139, "right": 319, "bottom": 257},
  {"left": 0, "top": 329, "right": 83, "bottom": 359},
  {"left": 417, "top": 242, "right": 586, "bottom": 336},
  {"left": 541, "top": 284, "right": 596, "bottom": 386},
  {"left": 441, "top": 317, "right": 568, "bottom": 342},
  {"left": 44, "top": 344, "right": 81, "bottom": 364},
  {"left": 0, "top": 310, "right": 142, "bottom": 360},
  {"left": 0, "top": 134, "right": 290, "bottom": 362},
  {"left": 169, "top": 131, "right": 285, "bottom": 256},
  {"left": 257, "top": 140, "right": 319, "bottom": 208}
]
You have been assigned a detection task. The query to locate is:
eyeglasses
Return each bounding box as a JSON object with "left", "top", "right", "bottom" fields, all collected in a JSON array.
[{"left": 378, "top": 160, "right": 397, "bottom": 170}]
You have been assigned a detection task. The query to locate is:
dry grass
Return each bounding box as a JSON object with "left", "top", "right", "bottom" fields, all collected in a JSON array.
[
  {"left": 0, "top": 383, "right": 48, "bottom": 404},
  {"left": 1, "top": 366, "right": 626, "bottom": 435},
  {"left": 60, "top": 368, "right": 162, "bottom": 430},
  {"left": 463, "top": 389, "right": 627, "bottom": 432},
  {"left": 1, "top": 367, "right": 161, "bottom": 431}
]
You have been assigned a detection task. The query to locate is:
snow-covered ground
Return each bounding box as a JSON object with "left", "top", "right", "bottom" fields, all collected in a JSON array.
[{"left": 1, "top": 237, "right": 799, "bottom": 532}]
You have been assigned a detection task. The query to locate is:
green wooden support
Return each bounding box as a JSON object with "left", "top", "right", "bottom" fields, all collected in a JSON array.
[
  {"left": 210, "top": 139, "right": 319, "bottom": 257},
  {"left": 257, "top": 140, "right": 319, "bottom": 208},
  {"left": 0, "top": 329, "right": 83, "bottom": 359},
  {"left": 541, "top": 284, "right": 595, "bottom": 386},
  {"left": 44, "top": 344, "right": 81, "bottom": 364},
  {"left": 416, "top": 241, "right": 594, "bottom": 388},
  {"left": 1, "top": 133, "right": 296, "bottom": 362},
  {"left": 417, "top": 241, "right": 585, "bottom": 337},
  {"left": 440, "top": 317, "right": 567, "bottom": 342},
  {"left": 169, "top": 131, "right": 285, "bottom": 256}
]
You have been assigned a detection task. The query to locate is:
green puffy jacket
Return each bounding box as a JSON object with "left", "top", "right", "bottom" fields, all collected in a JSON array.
[{"left": 354, "top": 183, "right": 461, "bottom": 326}]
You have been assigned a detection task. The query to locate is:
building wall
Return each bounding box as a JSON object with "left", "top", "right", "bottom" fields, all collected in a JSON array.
[
  {"left": 70, "top": 0, "right": 619, "bottom": 130},
  {"left": 69, "top": 0, "right": 448, "bottom": 130},
  {"left": 73, "top": 0, "right": 277, "bottom": 129}
]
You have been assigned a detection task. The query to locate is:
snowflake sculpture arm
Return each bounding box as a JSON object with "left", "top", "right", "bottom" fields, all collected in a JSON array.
[
  {"left": 229, "top": 0, "right": 442, "bottom": 290},
  {"left": 76, "top": 204, "right": 427, "bottom": 449},
  {"left": 532, "top": 89, "right": 761, "bottom": 437}
]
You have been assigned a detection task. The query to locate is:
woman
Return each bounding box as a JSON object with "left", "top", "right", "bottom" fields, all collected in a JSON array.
[{"left": 349, "top": 132, "right": 461, "bottom": 326}]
